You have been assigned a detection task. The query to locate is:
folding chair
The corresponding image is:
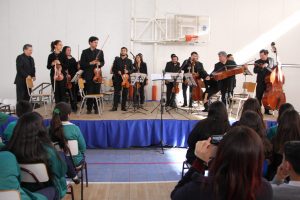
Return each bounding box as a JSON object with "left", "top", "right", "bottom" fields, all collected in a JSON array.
[
  {"left": 0, "top": 190, "right": 20, "bottom": 200},
  {"left": 20, "top": 163, "right": 74, "bottom": 200},
  {"left": 102, "top": 78, "right": 114, "bottom": 104},
  {"left": 78, "top": 78, "right": 104, "bottom": 116},
  {"left": 26, "top": 77, "right": 53, "bottom": 115},
  {"left": 229, "top": 82, "right": 257, "bottom": 119}
]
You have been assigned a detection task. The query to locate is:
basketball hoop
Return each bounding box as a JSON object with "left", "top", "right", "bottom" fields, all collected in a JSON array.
[{"left": 185, "top": 35, "right": 199, "bottom": 42}]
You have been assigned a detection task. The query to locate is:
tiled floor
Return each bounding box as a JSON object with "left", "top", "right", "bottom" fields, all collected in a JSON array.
[{"left": 85, "top": 148, "right": 187, "bottom": 182}]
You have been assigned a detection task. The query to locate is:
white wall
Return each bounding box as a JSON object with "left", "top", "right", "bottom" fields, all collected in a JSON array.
[{"left": 0, "top": 0, "right": 300, "bottom": 110}]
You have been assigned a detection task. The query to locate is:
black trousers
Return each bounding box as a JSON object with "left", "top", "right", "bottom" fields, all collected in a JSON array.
[
  {"left": 133, "top": 84, "right": 145, "bottom": 105},
  {"left": 113, "top": 81, "right": 128, "bottom": 108},
  {"left": 182, "top": 83, "right": 193, "bottom": 106},
  {"left": 85, "top": 80, "right": 100, "bottom": 111},
  {"left": 68, "top": 82, "right": 78, "bottom": 111},
  {"left": 256, "top": 83, "right": 269, "bottom": 111},
  {"left": 51, "top": 78, "right": 67, "bottom": 104},
  {"left": 166, "top": 83, "right": 176, "bottom": 106},
  {"left": 16, "top": 81, "right": 30, "bottom": 102}
]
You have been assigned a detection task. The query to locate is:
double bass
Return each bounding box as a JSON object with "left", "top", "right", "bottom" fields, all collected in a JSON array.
[{"left": 262, "top": 42, "right": 286, "bottom": 110}]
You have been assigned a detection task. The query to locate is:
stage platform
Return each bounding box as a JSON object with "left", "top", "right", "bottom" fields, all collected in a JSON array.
[{"left": 22, "top": 102, "right": 278, "bottom": 148}]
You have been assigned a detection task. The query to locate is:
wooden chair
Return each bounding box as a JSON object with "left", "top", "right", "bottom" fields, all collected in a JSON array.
[
  {"left": 0, "top": 190, "right": 20, "bottom": 200},
  {"left": 229, "top": 82, "right": 257, "bottom": 119},
  {"left": 20, "top": 163, "right": 74, "bottom": 200},
  {"left": 78, "top": 78, "right": 104, "bottom": 116},
  {"left": 26, "top": 77, "right": 53, "bottom": 115}
]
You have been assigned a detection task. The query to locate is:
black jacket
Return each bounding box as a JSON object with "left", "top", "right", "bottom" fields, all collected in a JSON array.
[
  {"left": 171, "top": 172, "right": 273, "bottom": 200},
  {"left": 254, "top": 57, "right": 275, "bottom": 85},
  {"left": 181, "top": 58, "right": 208, "bottom": 80},
  {"left": 132, "top": 62, "right": 148, "bottom": 75},
  {"left": 165, "top": 61, "right": 181, "bottom": 73},
  {"left": 66, "top": 57, "right": 78, "bottom": 78},
  {"left": 14, "top": 53, "right": 35, "bottom": 84},
  {"left": 47, "top": 52, "right": 68, "bottom": 79},
  {"left": 80, "top": 48, "right": 105, "bottom": 81},
  {"left": 112, "top": 56, "right": 133, "bottom": 83}
]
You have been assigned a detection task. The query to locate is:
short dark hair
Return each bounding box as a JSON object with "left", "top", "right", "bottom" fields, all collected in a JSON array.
[
  {"left": 121, "top": 47, "right": 128, "bottom": 51},
  {"left": 23, "top": 44, "right": 32, "bottom": 51},
  {"left": 259, "top": 49, "right": 269, "bottom": 55},
  {"left": 89, "top": 36, "right": 99, "bottom": 43},
  {"left": 171, "top": 54, "right": 176, "bottom": 58},
  {"left": 227, "top": 54, "right": 233, "bottom": 58},
  {"left": 191, "top": 51, "right": 198, "bottom": 56},
  {"left": 284, "top": 141, "right": 300, "bottom": 174},
  {"left": 16, "top": 100, "right": 33, "bottom": 117}
]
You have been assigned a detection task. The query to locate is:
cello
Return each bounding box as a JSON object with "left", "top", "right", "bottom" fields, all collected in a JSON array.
[
  {"left": 191, "top": 62, "right": 204, "bottom": 101},
  {"left": 262, "top": 42, "right": 286, "bottom": 110}
]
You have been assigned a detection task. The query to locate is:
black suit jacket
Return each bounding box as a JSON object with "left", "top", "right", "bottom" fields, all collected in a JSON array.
[
  {"left": 80, "top": 48, "right": 105, "bottom": 81},
  {"left": 165, "top": 61, "right": 180, "bottom": 73},
  {"left": 254, "top": 57, "right": 275, "bottom": 85},
  {"left": 14, "top": 53, "right": 35, "bottom": 84},
  {"left": 112, "top": 56, "right": 133, "bottom": 83},
  {"left": 181, "top": 59, "right": 209, "bottom": 81}
]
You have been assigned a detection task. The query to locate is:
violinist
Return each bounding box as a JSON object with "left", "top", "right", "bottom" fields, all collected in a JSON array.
[
  {"left": 80, "top": 36, "right": 105, "bottom": 114},
  {"left": 47, "top": 40, "right": 67, "bottom": 103},
  {"left": 62, "top": 46, "right": 79, "bottom": 112},
  {"left": 181, "top": 52, "right": 209, "bottom": 108},
  {"left": 164, "top": 54, "right": 180, "bottom": 108},
  {"left": 110, "top": 47, "right": 133, "bottom": 111},
  {"left": 132, "top": 53, "right": 148, "bottom": 107},
  {"left": 254, "top": 49, "right": 275, "bottom": 115},
  {"left": 15, "top": 44, "right": 36, "bottom": 102}
]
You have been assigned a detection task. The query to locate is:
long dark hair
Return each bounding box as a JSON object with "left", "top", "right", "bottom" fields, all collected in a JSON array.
[
  {"left": 49, "top": 102, "right": 71, "bottom": 152},
  {"left": 241, "top": 98, "right": 265, "bottom": 127},
  {"left": 134, "top": 54, "right": 144, "bottom": 67},
  {"left": 273, "top": 109, "right": 300, "bottom": 154},
  {"left": 210, "top": 126, "right": 264, "bottom": 200},
  {"left": 239, "top": 111, "right": 272, "bottom": 157},
  {"left": 277, "top": 103, "right": 294, "bottom": 122},
  {"left": 62, "top": 46, "right": 71, "bottom": 56},
  {"left": 51, "top": 40, "right": 61, "bottom": 52},
  {"left": 4, "top": 112, "right": 52, "bottom": 170}
]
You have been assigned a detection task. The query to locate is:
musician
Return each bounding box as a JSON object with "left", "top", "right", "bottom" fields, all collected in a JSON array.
[
  {"left": 211, "top": 51, "right": 237, "bottom": 106},
  {"left": 164, "top": 54, "right": 180, "bottom": 107},
  {"left": 15, "top": 44, "right": 36, "bottom": 102},
  {"left": 62, "top": 46, "right": 79, "bottom": 112},
  {"left": 47, "top": 40, "right": 67, "bottom": 103},
  {"left": 227, "top": 53, "right": 236, "bottom": 96},
  {"left": 80, "top": 36, "right": 105, "bottom": 114},
  {"left": 110, "top": 47, "right": 133, "bottom": 111},
  {"left": 181, "top": 52, "right": 209, "bottom": 108},
  {"left": 132, "top": 54, "right": 148, "bottom": 107},
  {"left": 254, "top": 49, "right": 275, "bottom": 115}
]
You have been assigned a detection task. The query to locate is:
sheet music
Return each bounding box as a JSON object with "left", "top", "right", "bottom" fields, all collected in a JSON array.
[
  {"left": 151, "top": 73, "right": 172, "bottom": 81},
  {"left": 183, "top": 73, "right": 197, "bottom": 86},
  {"left": 165, "top": 72, "right": 183, "bottom": 82}
]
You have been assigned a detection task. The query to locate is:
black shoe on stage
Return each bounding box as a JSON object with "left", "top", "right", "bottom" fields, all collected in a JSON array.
[
  {"left": 86, "top": 110, "right": 92, "bottom": 114},
  {"left": 202, "top": 103, "right": 209, "bottom": 112},
  {"left": 121, "top": 107, "right": 127, "bottom": 111},
  {"left": 181, "top": 104, "right": 187, "bottom": 107},
  {"left": 94, "top": 109, "right": 99, "bottom": 114},
  {"left": 110, "top": 107, "right": 117, "bottom": 111},
  {"left": 188, "top": 105, "right": 193, "bottom": 108}
]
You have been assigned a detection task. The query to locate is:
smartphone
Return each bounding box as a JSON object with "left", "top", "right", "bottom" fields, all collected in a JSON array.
[{"left": 211, "top": 135, "right": 223, "bottom": 145}]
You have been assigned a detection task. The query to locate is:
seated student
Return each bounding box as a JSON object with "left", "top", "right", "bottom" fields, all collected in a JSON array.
[
  {"left": 3, "top": 100, "right": 33, "bottom": 142},
  {"left": 267, "top": 109, "right": 300, "bottom": 181},
  {"left": 186, "top": 101, "right": 230, "bottom": 165},
  {"left": 267, "top": 103, "right": 294, "bottom": 140},
  {"left": 272, "top": 141, "right": 300, "bottom": 200},
  {"left": 0, "top": 151, "right": 57, "bottom": 200},
  {"left": 171, "top": 126, "right": 272, "bottom": 200},
  {"left": 4, "top": 112, "right": 67, "bottom": 199},
  {"left": 49, "top": 102, "right": 86, "bottom": 167}
]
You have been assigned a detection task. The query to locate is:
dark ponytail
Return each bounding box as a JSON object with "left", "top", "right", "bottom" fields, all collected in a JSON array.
[
  {"left": 51, "top": 40, "right": 61, "bottom": 52},
  {"left": 49, "top": 102, "right": 71, "bottom": 152}
]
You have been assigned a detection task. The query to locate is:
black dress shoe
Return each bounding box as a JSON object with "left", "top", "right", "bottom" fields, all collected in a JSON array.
[
  {"left": 94, "top": 110, "right": 99, "bottom": 114},
  {"left": 121, "top": 107, "right": 127, "bottom": 111},
  {"left": 181, "top": 104, "right": 187, "bottom": 107},
  {"left": 188, "top": 105, "right": 193, "bottom": 108},
  {"left": 86, "top": 110, "right": 92, "bottom": 114},
  {"left": 110, "top": 107, "right": 117, "bottom": 111}
]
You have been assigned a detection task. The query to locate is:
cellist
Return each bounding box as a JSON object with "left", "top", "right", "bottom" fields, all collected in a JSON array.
[
  {"left": 110, "top": 47, "right": 133, "bottom": 111},
  {"left": 181, "top": 52, "right": 209, "bottom": 108},
  {"left": 80, "top": 36, "right": 105, "bottom": 114},
  {"left": 254, "top": 49, "right": 275, "bottom": 115}
]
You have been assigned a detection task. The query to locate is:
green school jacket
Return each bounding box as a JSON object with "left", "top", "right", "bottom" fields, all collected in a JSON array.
[
  {"left": 0, "top": 151, "right": 47, "bottom": 200},
  {"left": 3, "top": 120, "right": 17, "bottom": 142},
  {"left": 62, "top": 122, "right": 86, "bottom": 166}
]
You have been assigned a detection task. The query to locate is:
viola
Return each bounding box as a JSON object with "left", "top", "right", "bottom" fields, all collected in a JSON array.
[
  {"left": 172, "top": 83, "right": 180, "bottom": 93},
  {"left": 93, "top": 62, "right": 103, "bottom": 83},
  {"left": 66, "top": 70, "right": 72, "bottom": 89},
  {"left": 121, "top": 65, "right": 130, "bottom": 88},
  {"left": 262, "top": 42, "right": 286, "bottom": 110},
  {"left": 54, "top": 61, "right": 64, "bottom": 81}
]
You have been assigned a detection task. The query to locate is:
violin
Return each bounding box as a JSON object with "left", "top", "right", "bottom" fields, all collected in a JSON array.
[
  {"left": 93, "top": 61, "right": 103, "bottom": 83},
  {"left": 66, "top": 70, "right": 72, "bottom": 89},
  {"left": 172, "top": 83, "right": 180, "bottom": 93},
  {"left": 121, "top": 65, "right": 130, "bottom": 88},
  {"left": 54, "top": 59, "right": 64, "bottom": 81},
  {"left": 262, "top": 42, "right": 286, "bottom": 110}
]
